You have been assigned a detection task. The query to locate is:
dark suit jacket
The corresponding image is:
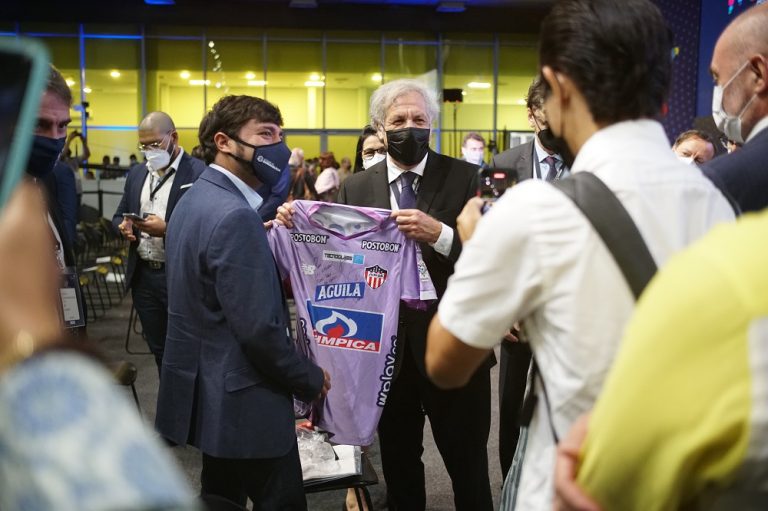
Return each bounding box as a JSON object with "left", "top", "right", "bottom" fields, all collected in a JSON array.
[
  {"left": 112, "top": 152, "right": 207, "bottom": 287},
  {"left": 337, "top": 150, "right": 482, "bottom": 376},
  {"left": 702, "top": 126, "right": 768, "bottom": 214},
  {"left": 491, "top": 141, "right": 535, "bottom": 182},
  {"left": 156, "top": 167, "right": 324, "bottom": 459}
]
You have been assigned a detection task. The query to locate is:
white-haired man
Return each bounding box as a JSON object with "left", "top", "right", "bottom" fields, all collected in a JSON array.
[{"left": 277, "top": 79, "right": 492, "bottom": 510}]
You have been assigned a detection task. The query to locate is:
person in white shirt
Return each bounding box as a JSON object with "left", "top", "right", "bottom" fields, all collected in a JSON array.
[
  {"left": 113, "top": 112, "right": 206, "bottom": 372},
  {"left": 425, "top": 0, "right": 735, "bottom": 509}
]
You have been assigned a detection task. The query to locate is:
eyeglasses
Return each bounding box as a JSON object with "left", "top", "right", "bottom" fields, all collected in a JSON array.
[
  {"left": 138, "top": 133, "right": 172, "bottom": 152},
  {"left": 362, "top": 148, "right": 387, "bottom": 160}
]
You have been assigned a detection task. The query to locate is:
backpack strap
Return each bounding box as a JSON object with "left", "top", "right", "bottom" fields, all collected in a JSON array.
[{"left": 520, "top": 171, "right": 658, "bottom": 443}]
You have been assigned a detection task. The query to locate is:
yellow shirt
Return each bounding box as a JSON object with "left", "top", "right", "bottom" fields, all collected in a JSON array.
[{"left": 578, "top": 210, "right": 768, "bottom": 510}]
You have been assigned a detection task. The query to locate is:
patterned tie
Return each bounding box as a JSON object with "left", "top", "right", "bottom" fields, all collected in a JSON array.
[
  {"left": 398, "top": 172, "right": 418, "bottom": 209},
  {"left": 544, "top": 156, "right": 559, "bottom": 181}
]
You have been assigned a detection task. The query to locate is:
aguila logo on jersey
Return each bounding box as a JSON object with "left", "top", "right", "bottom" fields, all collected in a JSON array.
[
  {"left": 307, "top": 302, "right": 383, "bottom": 353},
  {"left": 314, "top": 282, "right": 365, "bottom": 302},
  {"left": 364, "top": 265, "right": 388, "bottom": 289}
]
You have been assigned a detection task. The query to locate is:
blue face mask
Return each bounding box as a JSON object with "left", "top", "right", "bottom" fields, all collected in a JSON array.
[
  {"left": 27, "top": 135, "right": 66, "bottom": 179},
  {"left": 229, "top": 135, "right": 291, "bottom": 187}
]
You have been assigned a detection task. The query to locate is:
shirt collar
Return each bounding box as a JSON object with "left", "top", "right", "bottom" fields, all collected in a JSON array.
[
  {"left": 148, "top": 147, "right": 185, "bottom": 178},
  {"left": 386, "top": 152, "right": 428, "bottom": 184},
  {"left": 746, "top": 116, "right": 768, "bottom": 143},
  {"left": 209, "top": 163, "right": 264, "bottom": 210},
  {"left": 533, "top": 137, "right": 560, "bottom": 163},
  {"left": 570, "top": 119, "right": 671, "bottom": 175}
]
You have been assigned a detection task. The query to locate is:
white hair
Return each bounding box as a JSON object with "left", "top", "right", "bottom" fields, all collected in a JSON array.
[{"left": 369, "top": 79, "right": 440, "bottom": 131}]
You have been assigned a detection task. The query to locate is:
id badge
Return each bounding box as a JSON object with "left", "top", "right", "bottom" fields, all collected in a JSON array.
[{"left": 60, "top": 267, "right": 85, "bottom": 328}]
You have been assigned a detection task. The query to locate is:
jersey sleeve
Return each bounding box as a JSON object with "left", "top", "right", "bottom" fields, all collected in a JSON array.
[
  {"left": 267, "top": 224, "right": 290, "bottom": 280},
  {"left": 401, "top": 239, "right": 436, "bottom": 310}
]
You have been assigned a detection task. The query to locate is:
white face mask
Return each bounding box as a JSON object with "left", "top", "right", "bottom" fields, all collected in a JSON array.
[
  {"left": 676, "top": 154, "right": 695, "bottom": 165},
  {"left": 462, "top": 148, "right": 484, "bottom": 166},
  {"left": 712, "top": 60, "right": 756, "bottom": 144},
  {"left": 362, "top": 152, "right": 386, "bottom": 170},
  {"left": 142, "top": 135, "right": 174, "bottom": 172}
]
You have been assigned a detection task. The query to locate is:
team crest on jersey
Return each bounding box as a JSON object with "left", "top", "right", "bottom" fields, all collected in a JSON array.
[
  {"left": 364, "top": 265, "right": 388, "bottom": 289},
  {"left": 307, "top": 302, "right": 383, "bottom": 353}
]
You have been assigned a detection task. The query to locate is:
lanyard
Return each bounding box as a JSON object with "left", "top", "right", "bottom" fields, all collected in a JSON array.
[{"left": 149, "top": 168, "right": 176, "bottom": 201}]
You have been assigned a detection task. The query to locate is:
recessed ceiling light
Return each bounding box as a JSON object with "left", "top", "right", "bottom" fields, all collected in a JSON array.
[
  {"left": 309, "top": 72, "right": 322, "bottom": 81},
  {"left": 110, "top": 70, "right": 121, "bottom": 78},
  {"left": 371, "top": 73, "right": 382, "bottom": 82},
  {"left": 83, "top": 86, "right": 92, "bottom": 94},
  {"left": 304, "top": 80, "right": 325, "bottom": 87},
  {"left": 179, "top": 70, "right": 191, "bottom": 79},
  {"left": 245, "top": 72, "right": 256, "bottom": 80},
  {"left": 189, "top": 79, "right": 211, "bottom": 86},
  {"left": 65, "top": 78, "right": 76, "bottom": 87},
  {"left": 208, "top": 41, "right": 215, "bottom": 48},
  {"left": 467, "top": 81, "right": 491, "bottom": 89}
]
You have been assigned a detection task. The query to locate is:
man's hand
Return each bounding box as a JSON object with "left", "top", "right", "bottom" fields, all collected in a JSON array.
[
  {"left": 275, "top": 202, "right": 296, "bottom": 228},
  {"left": 118, "top": 218, "right": 137, "bottom": 241},
  {"left": 391, "top": 209, "right": 442, "bottom": 244},
  {"left": 456, "top": 197, "right": 485, "bottom": 243},
  {"left": 553, "top": 414, "right": 602, "bottom": 511},
  {"left": 134, "top": 214, "right": 166, "bottom": 237},
  {"left": 318, "top": 368, "right": 332, "bottom": 399}
]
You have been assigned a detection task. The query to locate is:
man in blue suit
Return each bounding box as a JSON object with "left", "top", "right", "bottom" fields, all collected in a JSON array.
[
  {"left": 702, "top": 3, "right": 768, "bottom": 214},
  {"left": 156, "top": 95, "right": 330, "bottom": 509},
  {"left": 113, "top": 112, "right": 206, "bottom": 372}
]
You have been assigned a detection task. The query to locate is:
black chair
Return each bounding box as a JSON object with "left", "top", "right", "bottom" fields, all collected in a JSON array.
[{"left": 304, "top": 452, "right": 378, "bottom": 510}]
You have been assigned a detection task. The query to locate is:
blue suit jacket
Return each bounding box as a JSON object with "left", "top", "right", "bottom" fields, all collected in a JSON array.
[
  {"left": 703, "top": 127, "right": 768, "bottom": 214},
  {"left": 156, "top": 166, "right": 324, "bottom": 459},
  {"left": 111, "top": 152, "right": 207, "bottom": 287}
]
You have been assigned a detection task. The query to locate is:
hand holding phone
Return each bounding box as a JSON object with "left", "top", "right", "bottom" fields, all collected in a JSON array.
[{"left": 122, "top": 212, "right": 146, "bottom": 222}]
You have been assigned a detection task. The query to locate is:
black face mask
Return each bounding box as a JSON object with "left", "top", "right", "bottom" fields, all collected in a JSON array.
[
  {"left": 27, "top": 135, "right": 66, "bottom": 179},
  {"left": 386, "top": 127, "right": 430, "bottom": 166},
  {"left": 537, "top": 128, "right": 575, "bottom": 168}
]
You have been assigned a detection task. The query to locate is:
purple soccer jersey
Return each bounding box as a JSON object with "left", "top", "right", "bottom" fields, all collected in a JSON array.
[{"left": 269, "top": 200, "right": 436, "bottom": 445}]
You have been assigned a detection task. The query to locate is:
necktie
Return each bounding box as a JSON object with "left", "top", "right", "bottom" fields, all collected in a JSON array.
[
  {"left": 544, "top": 156, "right": 559, "bottom": 181},
  {"left": 398, "top": 172, "right": 418, "bottom": 209}
]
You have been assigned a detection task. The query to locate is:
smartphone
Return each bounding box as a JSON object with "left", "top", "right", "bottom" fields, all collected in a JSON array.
[
  {"left": 122, "top": 213, "right": 147, "bottom": 222},
  {"left": 478, "top": 167, "right": 518, "bottom": 212},
  {"left": 0, "top": 39, "right": 51, "bottom": 210}
]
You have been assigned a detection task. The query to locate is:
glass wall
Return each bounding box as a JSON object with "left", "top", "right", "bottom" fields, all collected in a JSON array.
[{"left": 3, "top": 24, "right": 538, "bottom": 164}]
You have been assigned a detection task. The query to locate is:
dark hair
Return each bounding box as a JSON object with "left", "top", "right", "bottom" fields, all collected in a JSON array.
[
  {"left": 47, "top": 65, "right": 72, "bottom": 106},
  {"left": 539, "top": 0, "right": 672, "bottom": 124},
  {"left": 198, "top": 95, "right": 283, "bottom": 165},
  {"left": 462, "top": 132, "right": 485, "bottom": 147},
  {"left": 673, "top": 129, "right": 715, "bottom": 148},
  {"left": 319, "top": 151, "right": 339, "bottom": 169},
  {"left": 353, "top": 125, "right": 379, "bottom": 173},
  {"left": 526, "top": 76, "right": 546, "bottom": 112}
]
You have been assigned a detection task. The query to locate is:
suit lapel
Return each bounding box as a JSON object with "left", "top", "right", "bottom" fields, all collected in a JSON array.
[
  {"left": 131, "top": 165, "right": 149, "bottom": 214},
  {"left": 416, "top": 151, "right": 448, "bottom": 214},
  {"left": 370, "top": 162, "right": 391, "bottom": 209},
  {"left": 520, "top": 143, "right": 534, "bottom": 181}
]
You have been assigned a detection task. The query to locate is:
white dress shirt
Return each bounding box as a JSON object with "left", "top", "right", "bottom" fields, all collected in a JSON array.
[
  {"left": 438, "top": 119, "right": 735, "bottom": 510},
  {"left": 386, "top": 154, "right": 453, "bottom": 257},
  {"left": 137, "top": 148, "right": 184, "bottom": 263},
  {"left": 210, "top": 164, "right": 264, "bottom": 211},
  {"left": 532, "top": 139, "right": 563, "bottom": 180}
]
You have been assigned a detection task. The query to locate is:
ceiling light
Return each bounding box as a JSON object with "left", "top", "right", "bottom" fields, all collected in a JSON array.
[
  {"left": 245, "top": 72, "right": 256, "bottom": 80},
  {"left": 83, "top": 86, "right": 92, "bottom": 94},
  {"left": 189, "top": 79, "right": 211, "bottom": 86},
  {"left": 215, "top": 82, "right": 222, "bottom": 89},
  {"left": 304, "top": 80, "right": 325, "bottom": 87},
  {"left": 179, "top": 70, "right": 191, "bottom": 79},
  {"left": 309, "top": 72, "right": 322, "bottom": 81},
  {"left": 208, "top": 41, "right": 215, "bottom": 48},
  {"left": 467, "top": 81, "right": 491, "bottom": 89},
  {"left": 371, "top": 73, "right": 382, "bottom": 82},
  {"left": 110, "top": 70, "right": 121, "bottom": 78},
  {"left": 248, "top": 80, "right": 267, "bottom": 86},
  {"left": 65, "top": 78, "right": 76, "bottom": 87},
  {"left": 462, "top": 91, "right": 467, "bottom": 96}
]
